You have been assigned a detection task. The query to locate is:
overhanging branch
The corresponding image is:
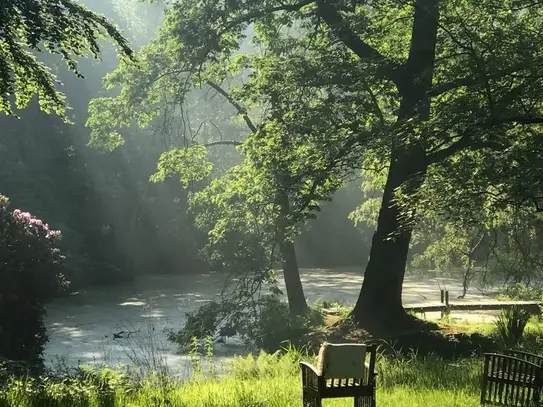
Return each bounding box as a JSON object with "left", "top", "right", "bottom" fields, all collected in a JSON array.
[
  {"left": 297, "top": 135, "right": 361, "bottom": 213},
  {"left": 206, "top": 80, "right": 257, "bottom": 133},
  {"left": 429, "top": 62, "right": 541, "bottom": 97},
  {"left": 203, "top": 140, "right": 242, "bottom": 147},
  {"left": 426, "top": 132, "right": 507, "bottom": 166},
  {"left": 428, "top": 76, "right": 480, "bottom": 97},
  {"left": 425, "top": 135, "right": 473, "bottom": 165},
  {"left": 223, "top": 0, "right": 315, "bottom": 31},
  {"left": 494, "top": 115, "right": 543, "bottom": 125},
  {"left": 426, "top": 112, "right": 543, "bottom": 165},
  {"left": 315, "top": 0, "right": 405, "bottom": 88}
]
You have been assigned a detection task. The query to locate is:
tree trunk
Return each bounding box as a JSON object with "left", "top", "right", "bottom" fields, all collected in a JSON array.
[
  {"left": 280, "top": 238, "right": 308, "bottom": 315},
  {"left": 277, "top": 188, "right": 308, "bottom": 315},
  {"left": 351, "top": 0, "right": 439, "bottom": 329},
  {"left": 352, "top": 149, "right": 427, "bottom": 327}
]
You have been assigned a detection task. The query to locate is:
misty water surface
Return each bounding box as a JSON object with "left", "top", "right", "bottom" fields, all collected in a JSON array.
[{"left": 44, "top": 268, "right": 496, "bottom": 374}]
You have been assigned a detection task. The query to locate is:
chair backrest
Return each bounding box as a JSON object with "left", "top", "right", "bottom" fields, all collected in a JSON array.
[
  {"left": 481, "top": 353, "right": 543, "bottom": 407},
  {"left": 317, "top": 342, "right": 367, "bottom": 379},
  {"left": 502, "top": 350, "right": 543, "bottom": 367}
]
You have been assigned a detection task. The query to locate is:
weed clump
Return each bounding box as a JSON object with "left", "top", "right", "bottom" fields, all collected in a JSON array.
[{"left": 495, "top": 307, "right": 531, "bottom": 348}]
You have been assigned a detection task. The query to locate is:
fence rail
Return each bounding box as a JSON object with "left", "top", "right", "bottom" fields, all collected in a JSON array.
[{"left": 405, "top": 297, "right": 542, "bottom": 316}]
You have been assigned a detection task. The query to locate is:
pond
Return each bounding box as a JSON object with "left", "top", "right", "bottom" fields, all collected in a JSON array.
[{"left": 43, "top": 267, "right": 496, "bottom": 374}]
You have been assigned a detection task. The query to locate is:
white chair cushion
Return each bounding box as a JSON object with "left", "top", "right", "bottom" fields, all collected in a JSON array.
[{"left": 316, "top": 342, "right": 368, "bottom": 380}]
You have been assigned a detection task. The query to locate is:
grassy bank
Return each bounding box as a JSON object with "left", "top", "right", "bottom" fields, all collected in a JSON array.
[
  {"left": 4, "top": 304, "right": 543, "bottom": 407},
  {"left": 1, "top": 349, "right": 483, "bottom": 407}
]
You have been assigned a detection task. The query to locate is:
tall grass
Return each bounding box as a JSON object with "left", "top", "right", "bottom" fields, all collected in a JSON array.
[
  {"left": 0, "top": 346, "right": 484, "bottom": 407},
  {"left": 9, "top": 302, "right": 543, "bottom": 407},
  {"left": 494, "top": 307, "right": 531, "bottom": 347}
]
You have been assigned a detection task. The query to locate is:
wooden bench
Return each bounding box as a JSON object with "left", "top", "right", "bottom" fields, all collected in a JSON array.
[
  {"left": 502, "top": 350, "right": 543, "bottom": 368},
  {"left": 481, "top": 353, "right": 543, "bottom": 406},
  {"left": 300, "top": 343, "right": 377, "bottom": 407}
]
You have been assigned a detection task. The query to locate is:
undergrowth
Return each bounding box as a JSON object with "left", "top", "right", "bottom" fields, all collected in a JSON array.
[
  {"left": 3, "top": 300, "right": 543, "bottom": 407},
  {"left": 0, "top": 343, "right": 485, "bottom": 407}
]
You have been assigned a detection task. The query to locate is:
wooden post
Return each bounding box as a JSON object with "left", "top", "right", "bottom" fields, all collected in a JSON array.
[
  {"left": 440, "top": 289, "right": 445, "bottom": 319},
  {"left": 444, "top": 291, "right": 450, "bottom": 319}
]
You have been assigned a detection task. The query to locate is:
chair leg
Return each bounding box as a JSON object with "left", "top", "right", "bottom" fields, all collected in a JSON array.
[
  {"left": 354, "top": 395, "right": 376, "bottom": 407},
  {"left": 302, "top": 392, "right": 322, "bottom": 407}
]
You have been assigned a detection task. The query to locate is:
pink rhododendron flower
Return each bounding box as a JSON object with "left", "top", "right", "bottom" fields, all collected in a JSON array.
[
  {"left": 11, "top": 209, "right": 54, "bottom": 235},
  {"left": 30, "top": 218, "right": 44, "bottom": 228},
  {"left": 46, "top": 230, "right": 61, "bottom": 239},
  {"left": 1, "top": 194, "right": 68, "bottom": 366}
]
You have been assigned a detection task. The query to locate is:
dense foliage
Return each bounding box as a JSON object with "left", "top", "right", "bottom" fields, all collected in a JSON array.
[
  {"left": 171, "top": 293, "right": 322, "bottom": 351},
  {"left": 0, "top": 0, "right": 133, "bottom": 117},
  {"left": 0, "top": 195, "right": 67, "bottom": 367},
  {"left": 0, "top": 0, "right": 210, "bottom": 288}
]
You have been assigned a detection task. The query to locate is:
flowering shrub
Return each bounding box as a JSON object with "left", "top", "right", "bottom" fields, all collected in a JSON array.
[{"left": 0, "top": 195, "right": 68, "bottom": 368}]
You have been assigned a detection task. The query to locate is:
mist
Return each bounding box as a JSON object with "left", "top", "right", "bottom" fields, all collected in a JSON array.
[{"left": 0, "top": 0, "right": 372, "bottom": 290}]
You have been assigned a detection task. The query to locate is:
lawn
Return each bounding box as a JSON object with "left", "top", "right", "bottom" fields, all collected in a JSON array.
[{"left": 0, "top": 348, "right": 483, "bottom": 407}]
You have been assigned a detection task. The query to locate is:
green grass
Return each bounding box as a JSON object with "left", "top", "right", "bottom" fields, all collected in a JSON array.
[
  {"left": 7, "top": 313, "right": 543, "bottom": 407},
  {"left": 0, "top": 350, "right": 484, "bottom": 407},
  {"left": 437, "top": 314, "right": 543, "bottom": 345}
]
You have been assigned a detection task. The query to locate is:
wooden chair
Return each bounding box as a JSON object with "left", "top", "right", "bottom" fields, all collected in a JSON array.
[
  {"left": 481, "top": 353, "right": 543, "bottom": 407},
  {"left": 300, "top": 343, "right": 377, "bottom": 407}
]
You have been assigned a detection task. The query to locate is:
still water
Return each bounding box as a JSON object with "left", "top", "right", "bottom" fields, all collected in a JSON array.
[{"left": 44, "top": 268, "right": 494, "bottom": 372}]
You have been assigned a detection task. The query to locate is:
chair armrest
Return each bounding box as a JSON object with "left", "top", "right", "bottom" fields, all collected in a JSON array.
[
  {"left": 300, "top": 362, "right": 320, "bottom": 376},
  {"left": 300, "top": 362, "right": 321, "bottom": 388}
]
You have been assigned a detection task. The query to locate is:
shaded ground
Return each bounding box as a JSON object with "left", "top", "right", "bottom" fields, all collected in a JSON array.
[
  {"left": 316, "top": 314, "right": 499, "bottom": 360},
  {"left": 44, "top": 268, "right": 498, "bottom": 371}
]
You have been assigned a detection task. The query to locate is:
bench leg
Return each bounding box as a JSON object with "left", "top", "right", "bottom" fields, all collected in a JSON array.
[
  {"left": 354, "top": 395, "right": 376, "bottom": 407},
  {"left": 302, "top": 392, "right": 322, "bottom": 407}
]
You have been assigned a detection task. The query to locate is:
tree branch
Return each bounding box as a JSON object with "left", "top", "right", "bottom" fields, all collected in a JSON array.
[
  {"left": 428, "top": 76, "right": 480, "bottom": 97},
  {"left": 425, "top": 135, "right": 471, "bottom": 165},
  {"left": 426, "top": 133, "right": 506, "bottom": 165},
  {"left": 296, "top": 135, "right": 361, "bottom": 213},
  {"left": 493, "top": 116, "right": 543, "bottom": 125},
  {"left": 203, "top": 140, "right": 242, "bottom": 147},
  {"left": 206, "top": 80, "right": 257, "bottom": 133},
  {"left": 428, "top": 62, "right": 540, "bottom": 97},
  {"left": 315, "top": 0, "right": 405, "bottom": 88},
  {"left": 223, "top": 0, "right": 315, "bottom": 31},
  {"left": 426, "top": 112, "right": 543, "bottom": 165}
]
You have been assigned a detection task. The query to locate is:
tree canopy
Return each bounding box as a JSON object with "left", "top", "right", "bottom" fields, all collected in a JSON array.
[{"left": 0, "top": 0, "right": 133, "bottom": 117}]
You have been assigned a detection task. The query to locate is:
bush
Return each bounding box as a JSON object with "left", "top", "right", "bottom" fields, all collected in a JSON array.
[
  {"left": 170, "top": 295, "right": 323, "bottom": 353},
  {"left": 236, "top": 296, "right": 323, "bottom": 352},
  {"left": 0, "top": 195, "right": 68, "bottom": 368},
  {"left": 498, "top": 283, "right": 543, "bottom": 301},
  {"left": 495, "top": 306, "right": 531, "bottom": 348}
]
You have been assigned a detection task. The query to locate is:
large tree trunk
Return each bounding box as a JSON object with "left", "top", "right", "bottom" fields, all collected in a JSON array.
[
  {"left": 280, "top": 238, "right": 308, "bottom": 315},
  {"left": 352, "top": 148, "right": 427, "bottom": 327},
  {"left": 351, "top": 0, "right": 439, "bottom": 329},
  {"left": 277, "top": 188, "right": 308, "bottom": 315}
]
